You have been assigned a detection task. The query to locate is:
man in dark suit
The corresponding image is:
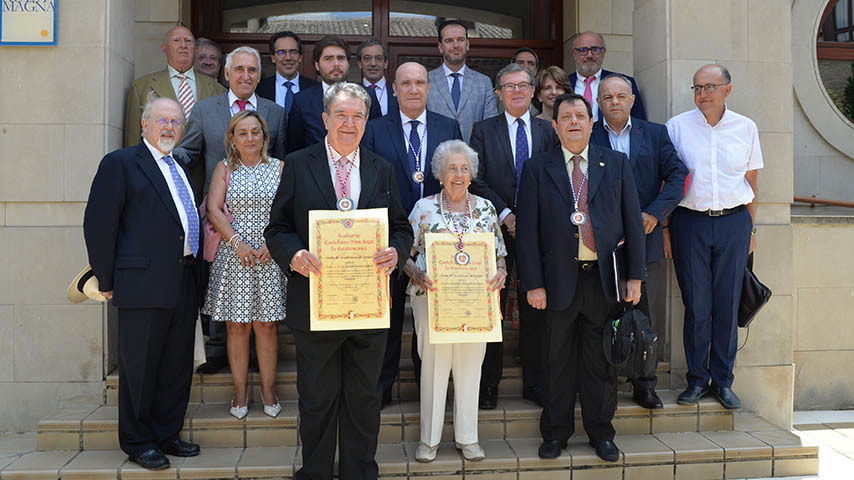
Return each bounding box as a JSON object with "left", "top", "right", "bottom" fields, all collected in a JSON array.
[
  {"left": 287, "top": 35, "right": 383, "bottom": 153},
  {"left": 265, "top": 83, "right": 413, "bottom": 480},
  {"left": 516, "top": 93, "right": 645, "bottom": 463},
  {"left": 357, "top": 38, "right": 399, "bottom": 117},
  {"left": 469, "top": 63, "right": 559, "bottom": 410},
  {"left": 84, "top": 97, "right": 203, "bottom": 470},
  {"left": 568, "top": 31, "right": 646, "bottom": 121},
  {"left": 256, "top": 31, "right": 319, "bottom": 116},
  {"left": 591, "top": 74, "right": 688, "bottom": 410},
  {"left": 362, "top": 62, "right": 463, "bottom": 406}
]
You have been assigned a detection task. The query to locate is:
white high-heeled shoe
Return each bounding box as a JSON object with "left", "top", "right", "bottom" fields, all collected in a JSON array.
[
  {"left": 261, "top": 394, "right": 282, "bottom": 418},
  {"left": 229, "top": 399, "right": 248, "bottom": 420}
]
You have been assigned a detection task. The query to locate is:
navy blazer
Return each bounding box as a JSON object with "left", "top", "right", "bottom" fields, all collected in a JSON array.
[
  {"left": 361, "top": 109, "right": 463, "bottom": 213},
  {"left": 569, "top": 69, "right": 647, "bottom": 121},
  {"left": 264, "top": 142, "right": 413, "bottom": 332},
  {"left": 468, "top": 113, "right": 560, "bottom": 214},
  {"left": 590, "top": 118, "right": 688, "bottom": 263},
  {"left": 286, "top": 83, "right": 383, "bottom": 153},
  {"left": 83, "top": 143, "right": 203, "bottom": 309},
  {"left": 516, "top": 145, "right": 645, "bottom": 310},
  {"left": 256, "top": 73, "right": 319, "bottom": 107}
]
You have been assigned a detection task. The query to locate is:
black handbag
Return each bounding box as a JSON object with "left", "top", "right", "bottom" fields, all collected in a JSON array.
[
  {"left": 603, "top": 307, "right": 658, "bottom": 380},
  {"left": 738, "top": 254, "right": 771, "bottom": 328}
]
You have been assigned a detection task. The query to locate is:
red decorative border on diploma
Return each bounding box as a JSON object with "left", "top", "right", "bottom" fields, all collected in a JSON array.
[{"left": 429, "top": 240, "right": 496, "bottom": 333}]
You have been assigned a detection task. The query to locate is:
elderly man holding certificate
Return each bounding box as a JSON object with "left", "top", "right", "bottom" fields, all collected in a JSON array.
[
  {"left": 405, "top": 139, "right": 508, "bottom": 463},
  {"left": 265, "top": 82, "right": 412, "bottom": 480}
]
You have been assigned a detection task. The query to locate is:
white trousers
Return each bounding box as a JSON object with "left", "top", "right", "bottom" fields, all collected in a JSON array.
[{"left": 411, "top": 294, "right": 487, "bottom": 446}]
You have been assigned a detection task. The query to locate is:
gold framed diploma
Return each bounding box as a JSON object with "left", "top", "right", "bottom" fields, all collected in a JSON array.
[
  {"left": 425, "top": 232, "right": 503, "bottom": 344},
  {"left": 309, "top": 208, "right": 390, "bottom": 331}
]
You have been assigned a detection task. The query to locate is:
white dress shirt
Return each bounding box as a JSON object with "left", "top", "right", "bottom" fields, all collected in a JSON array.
[
  {"left": 143, "top": 138, "right": 197, "bottom": 256},
  {"left": 665, "top": 107, "right": 763, "bottom": 211},
  {"left": 275, "top": 71, "right": 302, "bottom": 107},
  {"left": 227, "top": 90, "right": 258, "bottom": 116},
  {"left": 574, "top": 68, "right": 602, "bottom": 120},
  {"left": 321, "top": 81, "right": 332, "bottom": 96},
  {"left": 500, "top": 110, "right": 533, "bottom": 222},
  {"left": 325, "top": 136, "right": 362, "bottom": 207},
  {"left": 442, "top": 63, "right": 467, "bottom": 93},
  {"left": 364, "top": 77, "right": 389, "bottom": 116},
  {"left": 168, "top": 65, "right": 197, "bottom": 99},
  {"left": 604, "top": 116, "right": 632, "bottom": 158},
  {"left": 401, "top": 109, "right": 428, "bottom": 199}
]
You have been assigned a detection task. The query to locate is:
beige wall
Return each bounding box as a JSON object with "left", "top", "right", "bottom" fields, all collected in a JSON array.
[{"left": 133, "top": 0, "right": 190, "bottom": 78}]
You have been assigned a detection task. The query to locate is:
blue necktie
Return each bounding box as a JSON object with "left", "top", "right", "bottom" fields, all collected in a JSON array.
[
  {"left": 451, "top": 73, "right": 461, "bottom": 110},
  {"left": 284, "top": 81, "right": 295, "bottom": 115},
  {"left": 408, "top": 120, "right": 421, "bottom": 184},
  {"left": 163, "top": 155, "right": 199, "bottom": 256},
  {"left": 514, "top": 118, "right": 528, "bottom": 201}
]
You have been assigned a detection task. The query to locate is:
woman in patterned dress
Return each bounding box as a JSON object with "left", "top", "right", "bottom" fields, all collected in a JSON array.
[
  {"left": 406, "top": 140, "right": 508, "bottom": 462},
  {"left": 202, "top": 110, "right": 286, "bottom": 419}
]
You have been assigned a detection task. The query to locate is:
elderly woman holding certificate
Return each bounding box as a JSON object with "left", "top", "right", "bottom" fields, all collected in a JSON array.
[{"left": 405, "top": 139, "right": 508, "bottom": 463}]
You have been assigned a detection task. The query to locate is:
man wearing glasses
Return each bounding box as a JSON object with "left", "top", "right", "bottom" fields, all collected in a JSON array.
[
  {"left": 257, "top": 31, "right": 319, "bottom": 116},
  {"left": 357, "top": 38, "right": 398, "bottom": 117},
  {"left": 568, "top": 31, "right": 646, "bottom": 121},
  {"left": 665, "top": 64, "right": 763, "bottom": 410}
]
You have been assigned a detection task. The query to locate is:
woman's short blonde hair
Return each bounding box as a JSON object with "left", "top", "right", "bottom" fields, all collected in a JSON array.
[
  {"left": 431, "top": 139, "right": 479, "bottom": 181},
  {"left": 224, "top": 110, "right": 270, "bottom": 171}
]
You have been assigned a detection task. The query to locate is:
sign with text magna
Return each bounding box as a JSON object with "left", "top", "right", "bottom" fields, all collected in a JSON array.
[{"left": 1, "top": 0, "right": 57, "bottom": 46}]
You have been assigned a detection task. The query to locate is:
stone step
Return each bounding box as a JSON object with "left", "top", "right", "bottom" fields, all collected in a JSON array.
[
  {"left": 104, "top": 359, "right": 672, "bottom": 406},
  {"left": 6, "top": 426, "right": 818, "bottom": 479},
  {"left": 39, "top": 388, "right": 731, "bottom": 452}
]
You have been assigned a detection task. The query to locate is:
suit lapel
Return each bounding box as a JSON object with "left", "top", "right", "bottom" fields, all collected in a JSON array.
[
  {"left": 531, "top": 118, "right": 548, "bottom": 154},
  {"left": 629, "top": 120, "right": 642, "bottom": 166},
  {"left": 214, "top": 94, "right": 231, "bottom": 134},
  {"left": 544, "top": 150, "right": 571, "bottom": 207},
  {"left": 389, "top": 114, "right": 409, "bottom": 172},
  {"left": 432, "top": 69, "right": 456, "bottom": 114},
  {"left": 587, "top": 145, "right": 605, "bottom": 201},
  {"left": 357, "top": 152, "right": 379, "bottom": 210},
  {"left": 306, "top": 143, "right": 338, "bottom": 210},
  {"left": 153, "top": 70, "right": 178, "bottom": 101},
  {"left": 424, "top": 112, "right": 442, "bottom": 177},
  {"left": 456, "top": 68, "right": 476, "bottom": 113},
  {"left": 135, "top": 145, "right": 182, "bottom": 226},
  {"left": 496, "top": 116, "right": 515, "bottom": 173}
]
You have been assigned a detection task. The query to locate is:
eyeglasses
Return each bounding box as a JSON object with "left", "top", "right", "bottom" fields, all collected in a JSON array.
[
  {"left": 691, "top": 83, "right": 729, "bottom": 94},
  {"left": 500, "top": 82, "right": 533, "bottom": 92},
  {"left": 274, "top": 49, "right": 300, "bottom": 57},
  {"left": 155, "top": 117, "right": 184, "bottom": 128},
  {"left": 574, "top": 46, "right": 604, "bottom": 55},
  {"left": 360, "top": 55, "right": 385, "bottom": 63}
]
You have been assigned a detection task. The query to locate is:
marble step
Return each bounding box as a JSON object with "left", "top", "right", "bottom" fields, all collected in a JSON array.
[
  {"left": 38, "top": 388, "right": 733, "bottom": 451},
  {"left": 6, "top": 425, "right": 818, "bottom": 479}
]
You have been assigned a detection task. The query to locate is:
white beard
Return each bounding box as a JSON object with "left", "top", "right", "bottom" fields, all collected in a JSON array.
[{"left": 157, "top": 136, "right": 176, "bottom": 153}]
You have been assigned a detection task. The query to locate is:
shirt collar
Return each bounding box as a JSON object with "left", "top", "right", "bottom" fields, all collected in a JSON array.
[
  {"left": 276, "top": 71, "right": 299, "bottom": 86},
  {"left": 400, "top": 108, "right": 427, "bottom": 126},
  {"left": 168, "top": 65, "right": 195, "bottom": 81},
  {"left": 363, "top": 76, "right": 386, "bottom": 90},
  {"left": 504, "top": 109, "right": 531, "bottom": 128},
  {"left": 561, "top": 144, "right": 589, "bottom": 166},
  {"left": 325, "top": 136, "right": 361, "bottom": 168},
  {"left": 143, "top": 137, "right": 171, "bottom": 160},
  {"left": 577, "top": 68, "right": 602, "bottom": 82},
  {"left": 442, "top": 63, "right": 467, "bottom": 78},
  {"left": 694, "top": 105, "right": 730, "bottom": 128},
  {"left": 321, "top": 81, "right": 332, "bottom": 95},
  {"left": 603, "top": 115, "right": 632, "bottom": 135},
  {"left": 227, "top": 90, "right": 257, "bottom": 109}
]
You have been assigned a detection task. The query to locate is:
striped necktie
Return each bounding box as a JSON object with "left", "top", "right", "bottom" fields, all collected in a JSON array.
[
  {"left": 176, "top": 73, "right": 195, "bottom": 117},
  {"left": 163, "top": 155, "right": 199, "bottom": 256}
]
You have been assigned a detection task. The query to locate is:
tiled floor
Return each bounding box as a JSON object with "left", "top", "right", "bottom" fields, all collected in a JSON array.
[{"left": 765, "top": 410, "right": 854, "bottom": 480}]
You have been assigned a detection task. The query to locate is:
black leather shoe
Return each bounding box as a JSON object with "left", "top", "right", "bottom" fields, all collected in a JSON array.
[
  {"left": 522, "top": 386, "right": 544, "bottom": 407},
  {"left": 633, "top": 388, "right": 663, "bottom": 409},
  {"left": 589, "top": 439, "right": 620, "bottom": 462},
  {"left": 538, "top": 440, "right": 567, "bottom": 459},
  {"left": 160, "top": 439, "right": 200, "bottom": 457},
  {"left": 196, "top": 356, "right": 227, "bottom": 374},
  {"left": 713, "top": 386, "right": 741, "bottom": 410},
  {"left": 478, "top": 386, "right": 498, "bottom": 410},
  {"left": 129, "top": 448, "right": 170, "bottom": 470},
  {"left": 677, "top": 385, "right": 710, "bottom": 405},
  {"left": 381, "top": 388, "right": 392, "bottom": 408}
]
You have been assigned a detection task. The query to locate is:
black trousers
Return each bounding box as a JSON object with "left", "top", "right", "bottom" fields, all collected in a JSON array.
[
  {"left": 539, "top": 265, "right": 618, "bottom": 443},
  {"left": 117, "top": 265, "right": 197, "bottom": 457},
  {"left": 293, "top": 328, "right": 388, "bottom": 480},
  {"left": 378, "top": 272, "right": 416, "bottom": 394}
]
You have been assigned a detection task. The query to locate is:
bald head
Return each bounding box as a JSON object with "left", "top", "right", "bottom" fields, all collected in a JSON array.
[
  {"left": 162, "top": 25, "right": 195, "bottom": 73},
  {"left": 394, "top": 62, "right": 430, "bottom": 118},
  {"left": 693, "top": 64, "right": 731, "bottom": 85}
]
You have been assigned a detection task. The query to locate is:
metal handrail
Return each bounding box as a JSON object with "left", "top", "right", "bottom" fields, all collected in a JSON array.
[{"left": 794, "top": 196, "right": 854, "bottom": 208}]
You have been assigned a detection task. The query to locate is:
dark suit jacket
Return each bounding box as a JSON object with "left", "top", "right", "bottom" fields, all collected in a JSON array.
[
  {"left": 590, "top": 118, "right": 688, "bottom": 263},
  {"left": 468, "top": 114, "right": 560, "bottom": 214},
  {"left": 256, "top": 73, "right": 319, "bottom": 107},
  {"left": 569, "top": 69, "right": 647, "bottom": 121},
  {"left": 516, "top": 145, "right": 645, "bottom": 310},
  {"left": 364, "top": 80, "right": 398, "bottom": 116},
  {"left": 83, "top": 143, "right": 203, "bottom": 309},
  {"left": 361, "top": 109, "right": 463, "bottom": 213},
  {"left": 286, "top": 83, "right": 383, "bottom": 153},
  {"left": 264, "top": 142, "right": 414, "bottom": 332}
]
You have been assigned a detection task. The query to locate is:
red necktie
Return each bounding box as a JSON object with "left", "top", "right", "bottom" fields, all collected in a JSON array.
[
  {"left": 236, "top": 100, "right": 248, "bottom": 111},
  {"left": 572, "top": 155, "right": 595, "bottom": 252},
  {"left": 583, "top": 76, "right": 595, "bottom": 107}
]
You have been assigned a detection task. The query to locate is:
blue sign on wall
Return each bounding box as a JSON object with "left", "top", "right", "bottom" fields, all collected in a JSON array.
[{"left": 0, "top": 0, "right": 58, "bottom": 46}]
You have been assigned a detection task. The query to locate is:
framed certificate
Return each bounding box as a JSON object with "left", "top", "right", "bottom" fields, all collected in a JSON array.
[
  {"left": 308, "top": 208, "right": 390, "bottom": 331},
  {"left": 425, "top": 232, "right": 502, "bottom": 344}
]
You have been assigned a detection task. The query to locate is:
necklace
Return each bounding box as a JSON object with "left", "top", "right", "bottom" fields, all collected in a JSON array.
[
  {"left": 440, "top": 189, "right": 472, "bottom": 250},
  {"left": 238, "top": 157, "right": 261, "bottom": 182}
]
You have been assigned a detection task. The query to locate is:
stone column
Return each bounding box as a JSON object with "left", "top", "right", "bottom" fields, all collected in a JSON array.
[{"left": 633, "top": 0, "right": 795, "bottom": 429}]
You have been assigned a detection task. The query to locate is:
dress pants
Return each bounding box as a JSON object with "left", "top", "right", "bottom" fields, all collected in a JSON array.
[
  {"left": 378, "top": 272, "right": 416, "bottom": 395},
  {"left": 412, "top": 294, "right": 486, "bottom": 446},
  {"left": 539, "top": 265, "right": 618, "bottom": 443},
  {"left": 292, "top": 328, "right": 387, "bottom": 480},
  {"left": 669, "top": 207, "right": 751, "bottom": 389},
  {"left": 630, "top": 260, "right": 664, "bottom": 391},
  {"left": 117, "top": 264, "right": 197, "bottom": 457}
]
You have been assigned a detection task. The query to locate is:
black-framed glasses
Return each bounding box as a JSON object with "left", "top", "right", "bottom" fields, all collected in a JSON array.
[
  {"left": 691, "top": 83, "right": 729, "bottom": 94},
  {"left": 500, "top": 82, "right": 534, "bottom": 92},
  {"left": 574, "top": 46, "right": 604, "bottom": 55},
  {"left": 275, "top": 49, "right": 300, "bottom": 57}
]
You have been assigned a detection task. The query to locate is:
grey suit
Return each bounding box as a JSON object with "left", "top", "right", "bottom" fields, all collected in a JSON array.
[
  {"left": 426, "top": 65, "right": 497, "bottom": 142},
  {"left": 174, "top": 93, "right": 287, "bottom": 195}
]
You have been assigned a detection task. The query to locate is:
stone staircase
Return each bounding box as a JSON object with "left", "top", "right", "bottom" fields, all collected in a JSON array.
[{"left": 3, "top": 315, "right": 818, "bottom": 479}]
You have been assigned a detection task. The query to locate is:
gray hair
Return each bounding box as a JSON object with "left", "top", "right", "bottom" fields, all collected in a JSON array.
[
  {"left": 323, "top": 82, "right": 372, "bottom": 115},
  {"left": 356, "top": 38, "right": 388, "bottom": 60},
  {"left": 195, "top": 37, "right": 222, "bottom": 58},
  {"left": 431, "top": 139, "right": 479, "bottom": 180},
  {"left": 571, "top": 31, "right": 606, "bottom": 50},
  {"left": 225, "top": 46, "right": 261, "bottom": 71},
  {"left": 598, "top": 74, "right": 633, "bottom": 96},
  {"left": 141, "top": 96, "right": 185, "bottom": 123},
  {"left": 495, "top": 62, "right": 535, "bottom": 89}
]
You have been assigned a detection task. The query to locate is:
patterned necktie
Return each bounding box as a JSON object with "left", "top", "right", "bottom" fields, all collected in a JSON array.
[
  {"left": 572, "top": 155, "right": 595, "bottom": 252},
  {"left": 163, "top": 155, "right": 199, "bottom": 256},
  {"left": 451, "top": 73, "right": 461, "bottom": 110},
  {"left": 336, "top": 157, "right": 352, "bottom": 199},
  {"left": 236, "top": 99, "right": 248, "bottom": 111},
  {"left": 583, "top": 76, "right": 595, "bottom": 109},
  {"left": 514, "top": 118, "right": 528, "bottom": 201},
  {"left": 176, "top": 73, "right": 195, "bottom": 117},
  {"left": 284, "top": 81, "right": 295, "bottom": 115},
  {"left": 408, "top": 120, "right": 421, "bottom": 184}
]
